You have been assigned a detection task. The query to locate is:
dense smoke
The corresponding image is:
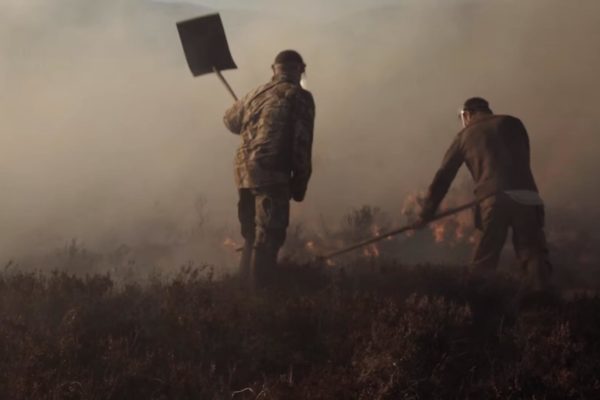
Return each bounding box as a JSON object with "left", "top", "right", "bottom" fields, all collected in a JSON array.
[{"left": 1, "top": 0, "right": 599, "bottom": 271}]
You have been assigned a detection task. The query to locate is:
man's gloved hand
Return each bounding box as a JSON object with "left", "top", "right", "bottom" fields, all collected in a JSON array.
[{"left": 291, "top": 178, "right": 308, "bottom": 202}]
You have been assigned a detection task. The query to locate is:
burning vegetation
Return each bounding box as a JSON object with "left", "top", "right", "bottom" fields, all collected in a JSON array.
[
  {"left": 279, "top": 193, "right": 481, "bottom": 268},
  {"left": 1, "top": 196, "right": 599, "bottom": 399}
]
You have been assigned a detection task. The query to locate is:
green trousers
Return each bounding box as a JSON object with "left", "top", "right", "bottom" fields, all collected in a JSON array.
[
  {"left": 472, "top": 193, "right": 552, "bottom": 289},
  {"left": 237, "top": 184, "right": 290, "bottom": 285}
]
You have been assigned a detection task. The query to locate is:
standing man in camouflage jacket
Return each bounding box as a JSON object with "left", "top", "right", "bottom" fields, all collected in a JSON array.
[
  {"left": 223, "top": 50, "right": 315, "bottom": 285},
  {"left": 419, "top": 97, "right": 552, "bottom": 289}
]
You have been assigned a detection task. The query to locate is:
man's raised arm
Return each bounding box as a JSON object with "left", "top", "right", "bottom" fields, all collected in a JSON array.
[{"left": 223, "top": 100, "right": 244, "bottom": 134}]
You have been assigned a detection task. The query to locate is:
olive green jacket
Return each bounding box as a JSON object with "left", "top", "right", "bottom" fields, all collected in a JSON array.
[{"left": 422, "top": 114, "right": 539, "bottom": 218}]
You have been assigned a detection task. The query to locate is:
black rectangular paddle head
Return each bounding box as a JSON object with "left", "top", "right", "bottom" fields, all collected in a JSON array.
[{"left": 177, "top": 13, "right": 237, "bottom": 76}]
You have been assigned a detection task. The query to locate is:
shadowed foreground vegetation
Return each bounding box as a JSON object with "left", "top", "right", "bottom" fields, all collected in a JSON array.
[{"left": 1, "top": 263, "right": 599, "bottom": 399}]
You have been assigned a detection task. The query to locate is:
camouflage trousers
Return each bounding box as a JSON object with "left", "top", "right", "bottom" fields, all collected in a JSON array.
[
  {"left": 472, "top": 193, "right": 552, "bottom": 289},
  {"left": 237, "top": 184, "right": 290, "bottom": 282}
]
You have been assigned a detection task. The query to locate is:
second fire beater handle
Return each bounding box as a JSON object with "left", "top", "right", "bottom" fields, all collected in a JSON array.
[
  {"left": 318, "top": 199, "right": 481, "bottom": 260},
  {"left": 213, "top": 67, "right": 238, "bottom": 101}
]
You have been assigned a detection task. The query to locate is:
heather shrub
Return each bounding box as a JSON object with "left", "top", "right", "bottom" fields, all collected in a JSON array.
[{"left": 0, "top": 263, "right": 599, "bottom": 399}]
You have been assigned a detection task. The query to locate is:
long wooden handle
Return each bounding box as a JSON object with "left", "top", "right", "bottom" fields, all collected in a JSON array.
[
  {"left": 319, "top": 199, "right": 480, "bottom": 260},
  {"left": 213, "top": 67, "right": 238, "bottom": 101}
]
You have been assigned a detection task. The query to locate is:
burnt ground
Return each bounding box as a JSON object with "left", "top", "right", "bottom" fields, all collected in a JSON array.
[{"left": 1, "top": 262, "right": 599, "bottom": 400}]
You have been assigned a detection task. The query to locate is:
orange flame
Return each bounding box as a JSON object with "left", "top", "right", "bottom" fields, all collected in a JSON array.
[
  {"left": 426, "top": 205, "right": 477, "bottom": 246},
  {"left": 371, "top": 224, "right": 382, "bottom": 237},
  {"left": 363, "top": 244, "right": 381, "bottom": 258},
  {"left": 222, "top": 237, "right": 240, "bottom": 250},
  {"left": 432, "top": 223, "right": 446, "bottom": 243},
  {"left": 305, "top": 240, "right": 337, "bottom": 266}
]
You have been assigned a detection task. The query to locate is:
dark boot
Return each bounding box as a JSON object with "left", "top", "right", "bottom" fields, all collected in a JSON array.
[
  {"left": 250, "top": 245, "right": 279, "bottom": 288},
  {"left": 239, "top": 242, "right": 253, "bottom": 280}
]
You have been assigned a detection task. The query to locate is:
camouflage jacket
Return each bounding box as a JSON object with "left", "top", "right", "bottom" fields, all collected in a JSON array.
[
  {"left": 223, "top": 74, "right": 315, "bottom": 197},
  {"left": 422, "top": 114, "right": 539, "bottom": 218}
]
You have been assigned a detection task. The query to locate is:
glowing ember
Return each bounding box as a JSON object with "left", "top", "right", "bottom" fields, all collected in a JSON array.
[
  {"left": 222, "top": 237, "right": 240, "bottom": 250},
  {"left": 455, "top": 226, "right": 465, "bottom": 241},
  {"left": 372, "top": 245, "right": 381, "bottom": 257},
  {"left": 371, "top": 225, "right": 382, "bottom": 237},
  {"left": 363, "top": 244, "right": 381, "bottom": 258},
  {"left": 432, "top": 223, "right": 446, "bottom": 243}
]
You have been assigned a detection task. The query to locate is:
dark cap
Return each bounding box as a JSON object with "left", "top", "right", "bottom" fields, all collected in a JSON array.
[
  {"left": 274, "top": 50, "right": 305, "bottom": 65},
  {"left": 463, "top": 97, "right": 491, "bottom": 112}
]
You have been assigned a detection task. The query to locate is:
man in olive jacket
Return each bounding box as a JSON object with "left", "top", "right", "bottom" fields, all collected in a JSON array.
[
  {"left": 419, "top": 97, "right": 551, "bottom": 288},
  {"left": 223, "top": 50, "right": 315, "bottom": 285}
]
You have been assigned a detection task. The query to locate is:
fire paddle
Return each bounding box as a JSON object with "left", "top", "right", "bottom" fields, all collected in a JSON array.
[
  {"left": 318, "top": 199, "right": 481, "bottom": 261},
  {"left": 177, "top": 13, "right": 239, "bottom": 100}
]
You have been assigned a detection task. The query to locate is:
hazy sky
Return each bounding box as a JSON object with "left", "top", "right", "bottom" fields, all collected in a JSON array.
[{"left": 152, "top": 0, "right": 400, "bottom": 19}]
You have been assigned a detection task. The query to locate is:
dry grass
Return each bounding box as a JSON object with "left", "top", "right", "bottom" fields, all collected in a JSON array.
[{"left": 1, "top": 261, "right": 599, "bottom": 399}]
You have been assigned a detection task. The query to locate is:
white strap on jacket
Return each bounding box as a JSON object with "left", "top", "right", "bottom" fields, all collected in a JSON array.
[{"left": 504, "top": 190, "right": 544, "bottom": 206}]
